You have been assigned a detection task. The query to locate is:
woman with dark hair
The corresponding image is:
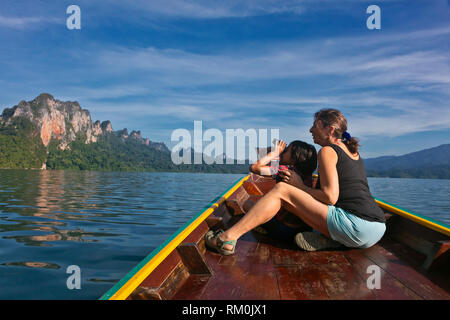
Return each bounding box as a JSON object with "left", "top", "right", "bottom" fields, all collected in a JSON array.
[
  {"left": 250, "top": 139, "right": 317, "bottom": 186},
  {"left": 205, "top": 108, "right": 386, "bottom": 254},
  {"left": 249, "top": 140, "right": 317, "bottom": 238}
]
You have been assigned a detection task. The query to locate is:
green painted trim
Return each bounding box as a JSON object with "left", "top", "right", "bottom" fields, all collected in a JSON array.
[
  {"left": 374, "top": 197, "right": 450, "bottom": 230},
  {"left": 99, "top": 174, "right": 247, "bottom": 300}
]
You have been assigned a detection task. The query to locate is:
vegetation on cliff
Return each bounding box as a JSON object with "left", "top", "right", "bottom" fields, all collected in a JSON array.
[
  {"left": 45, "top": 132, "right": 248, "bottom": 173},
  {"left": 0, "top": 117, "right": 47, "bottom": 169}
]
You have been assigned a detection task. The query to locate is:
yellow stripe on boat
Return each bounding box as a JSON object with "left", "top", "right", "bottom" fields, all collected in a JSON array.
[
  {"left": 106, "top": 174, "right": 250, "bottom": 300},
  {"left": 375, "top": 198, "right": 450, "bottom": 237}
]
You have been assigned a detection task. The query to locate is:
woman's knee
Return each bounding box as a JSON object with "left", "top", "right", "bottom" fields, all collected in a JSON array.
[{"left": 272, "top": 182, "right": 294, "bottom": 198}]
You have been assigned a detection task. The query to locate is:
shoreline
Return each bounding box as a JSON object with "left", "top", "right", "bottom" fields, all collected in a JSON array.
[{"left": 0, "top": 167, "right": 449, "bottom": 180}]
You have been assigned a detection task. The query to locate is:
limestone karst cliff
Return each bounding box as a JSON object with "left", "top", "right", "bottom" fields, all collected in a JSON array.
[
  {"left": 0, "top": 93, "right": 246, "bottom": 173},
  {"left": 0, "top": 93, "right": 168, "bottom": 152}
]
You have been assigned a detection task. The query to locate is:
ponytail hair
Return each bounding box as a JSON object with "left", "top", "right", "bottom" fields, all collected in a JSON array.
[
  {"left": 342, "top": 132, "right": 360, "bottom": 154},
  {"left": 314, "top": 108, "right": 361, "bottom": 154}
]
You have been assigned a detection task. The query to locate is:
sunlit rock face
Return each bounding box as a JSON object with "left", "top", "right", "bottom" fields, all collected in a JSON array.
[
  {"left": 1, "top": 93, "right": 105, "bottom": 150},
  {"left": 0, "top": 93, "right": 169, "bottom": 152}
]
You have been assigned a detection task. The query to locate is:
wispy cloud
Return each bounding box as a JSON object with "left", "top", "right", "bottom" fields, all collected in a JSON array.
[
  {"left": 39, "top": 22, "right": 447, "bottom": 144},
  {"left": 94, "top": 26, "right": 450, "bottom": 89},
  {"left": 101, "top": 0, "right": 408, "bottom": 19},
  {"left": 102, "top": 0, "right": 307, "bottom": 18},
  {"left": 0, "top": 15, "right": 60, "bottom": 29}
]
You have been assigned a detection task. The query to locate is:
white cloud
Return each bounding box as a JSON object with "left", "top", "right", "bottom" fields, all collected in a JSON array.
[
  {"left": 0, "top": 15, "right": 60, "bottom": 29},
  {"left": 101, "top": 0, "right": 409, "bottom": 19},
  {"left": 85, "top": 101, "right": 236, "bottom": 122},
  {"left": 75, "top": 23, "right": 450, "bottom": 140},
  {"left": 94, "top": 29, "right": 450, "bottom": 90},
  {"left": 102, "top": 0, "right": 307, "bottom": 18}
]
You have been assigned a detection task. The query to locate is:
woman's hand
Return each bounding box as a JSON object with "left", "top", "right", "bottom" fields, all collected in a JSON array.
[{"left": 278, "top": 169, "right": 305, "bottom": 189}]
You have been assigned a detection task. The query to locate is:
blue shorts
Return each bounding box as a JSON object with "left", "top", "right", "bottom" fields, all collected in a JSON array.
[{"left": 327, "top": 205, "right": 386, "bottom": 248}]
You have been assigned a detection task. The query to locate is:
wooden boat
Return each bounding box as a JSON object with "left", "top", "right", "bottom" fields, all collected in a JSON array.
[{"left": 100, "top": 173, "right": 450, "bottom": 300}]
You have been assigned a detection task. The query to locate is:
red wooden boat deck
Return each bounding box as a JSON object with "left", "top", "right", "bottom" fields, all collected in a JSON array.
[{"left": 170, "top": 227, "right": 449, "bottom": 300}]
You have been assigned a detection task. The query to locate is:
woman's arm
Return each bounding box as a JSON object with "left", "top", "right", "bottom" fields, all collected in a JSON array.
[
  {"left": 278, "top": 146, "right": 339, "bottom": 205},
  {"left": 250, "top": 140, "right": 287, "bottom": 176}
]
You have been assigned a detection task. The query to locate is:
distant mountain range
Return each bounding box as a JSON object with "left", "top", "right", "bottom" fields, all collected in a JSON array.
[{"left": 364, "top": 144, "right": 450, "bottom": 179}]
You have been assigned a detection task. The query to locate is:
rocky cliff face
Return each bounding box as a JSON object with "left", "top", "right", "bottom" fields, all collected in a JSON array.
[
  {"left": 1, "top": 93, "right": 101, "bottom": 150},
  {"left": 0, "top": 93, "right": 168, "bottom": 152}
]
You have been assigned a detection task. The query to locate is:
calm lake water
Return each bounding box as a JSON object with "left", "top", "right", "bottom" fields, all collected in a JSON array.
[{"left": 0, "top": 169, "right": 448, "bottom": 299}]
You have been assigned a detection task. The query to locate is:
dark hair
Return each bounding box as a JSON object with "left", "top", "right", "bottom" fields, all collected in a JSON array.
[
  {"left": 314, "top": 108, "right": 360, "bottom": 154},
  {"left": 287, "top": 140, "right": 317, "bottom": 176}
]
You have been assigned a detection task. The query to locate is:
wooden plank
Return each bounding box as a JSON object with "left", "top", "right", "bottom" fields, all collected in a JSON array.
[
  {"left": 344, "top": 249, "right": 422, "bottom": 300},
  {"left": 225, "top": 185, "right": 249, "bottom": 216},
  {"left": 249, "top": 173, "right": 263, "bottom": 182},
  {"left": 205, "top": 216, "right": 225, "bottom": 231},
  {"left": 171, "top": 275, "right": 211, "bottom": 300},
  {"left": 276, "top": 265, "right": 329, "bottom": 300},
  {"left": 177, "top": 243, "right": 213, "bottom": 275},
  {"left": 197, "top": 230, "right": 280, "bottom": 300},
  {"left": 138, "top": 249, "right": 181, "bottom": 288},
  {"left": 225, "top": 199, "right": 246, "bottom": 216},
  {"left": 198, "top": 262, "right": 244, "bottom": 299},
  {"left": 238, "top": 266, "right": 280, "bottom": 300},
  {"left": 213, "top": 203, "right": 233, "bottom": 227},
  {"left": 387, "top": 216, "right": 448, "bottom": 260},
  {"left": 423, "top": 240, "right": 450, "bottom": 271},
  {"left": 130, "top": 261, "right": 190, "bottom": 300},
  {"left": 128, "top": 286, "right": 162, "bottom": 300},
  {"left": 241, "top": 195, "right": 262, "bottom": 213},
  {"left": 182, "top": 220, "right": 210, "bottom": 244},
  {"left": 156, "top": 261, "right": 190, "bottom": 300},
  {"left": 211, "top": 202, "right": 231, "bottom": 219},
  {"left": 308, "top": 251, "right": 376, "bottom": 300},
  {"left": 225, "top": 184, "right": 248, "bottom": 203},
  {"left": 200, "top": 252, "right": 279, "bottom": 299},
  {"left": 242, "top": 181, "right": 264, "bottom": 196},
  {"left": 253, "top": 179, "right": 276, "bottom": 194},
  {"left": 362, "top": 239, "right": 450, "bottom": 300},
  {"left": 232, "top": 242, "right": 280, "bottom": 300},
  {"left": 269, "top": 241, "right": 312, "bottom": 267}
]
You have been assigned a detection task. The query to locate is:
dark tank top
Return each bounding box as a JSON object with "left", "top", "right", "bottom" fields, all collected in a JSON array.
[{"left": 318, "top": 144, "right": 386, "bottom": 223}]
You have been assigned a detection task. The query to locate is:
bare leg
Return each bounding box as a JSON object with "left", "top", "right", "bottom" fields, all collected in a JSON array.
[{"left": 218, "top": 182, "right": 330, "bottom": 250}]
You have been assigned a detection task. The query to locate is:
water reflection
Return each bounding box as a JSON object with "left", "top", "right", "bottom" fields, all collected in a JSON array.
[
  {"left": 1, "top": 261, "right": 60, "bottom": 269},
  {"left": 0, "top": 170, "right": 123, "bottom": 247},
  {"left": 0, "top": 170, "right": 245, "bottom": 299}
]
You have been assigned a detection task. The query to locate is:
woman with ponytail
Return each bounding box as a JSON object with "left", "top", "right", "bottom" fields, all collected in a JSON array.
[{"left": 205, "top": 108, "right": 386, "bottom": 254}]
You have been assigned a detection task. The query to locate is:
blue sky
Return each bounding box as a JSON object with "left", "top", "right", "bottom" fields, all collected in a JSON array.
[{"left": 0, "top": 0, "right": 449, "bottom": 158}]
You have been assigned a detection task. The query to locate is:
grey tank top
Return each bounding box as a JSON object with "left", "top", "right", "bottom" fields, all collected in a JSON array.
[{"left": 318, "top": 144, "right": 386, "bottom": 223}]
